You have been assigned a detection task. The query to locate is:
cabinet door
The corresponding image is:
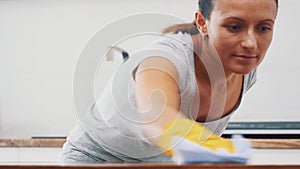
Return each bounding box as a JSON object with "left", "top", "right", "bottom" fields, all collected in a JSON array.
[
  {"left": 0, "top": 148, "right": 18, "bottom": 163},
  {"left": 18, "top": 147, "right": 62, "bottom": 163},
  {"left": 249, "top": 149, "right": 300, "bottom": 164}
]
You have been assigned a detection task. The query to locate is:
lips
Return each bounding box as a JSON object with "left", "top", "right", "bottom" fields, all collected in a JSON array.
[
  {"left": 233, "top": 54, "right": 257, "bottom": 63},
  {"left": 234, "top": 54, "right": 257, "bottom": 58}
]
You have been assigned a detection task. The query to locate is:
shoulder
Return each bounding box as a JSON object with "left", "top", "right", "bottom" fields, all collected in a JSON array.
[
  {"left": 148, "top": 32, "right": 194, "bottom": 52},
  {"left": 142, "top": 32, "right": 194, "bottom": 74},
  {"left": 131, "top": 32, "right": 195, "bottom": 92}
]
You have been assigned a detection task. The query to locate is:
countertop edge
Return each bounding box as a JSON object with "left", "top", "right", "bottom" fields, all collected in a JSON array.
[{"left": 0, "top": 138, "right": 300, "bottom": 149}]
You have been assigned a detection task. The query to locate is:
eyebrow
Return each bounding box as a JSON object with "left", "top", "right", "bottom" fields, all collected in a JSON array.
[
  {"left": 259, "top": 19, "right": 275, "bottom": 24},
  {"left": 224, "top": 17, "right": 275, "bottom": 24}
]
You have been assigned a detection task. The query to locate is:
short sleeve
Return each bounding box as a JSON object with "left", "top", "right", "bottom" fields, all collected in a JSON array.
[{"left": 128, "top": 33, "right": 194, "bottom": 93}]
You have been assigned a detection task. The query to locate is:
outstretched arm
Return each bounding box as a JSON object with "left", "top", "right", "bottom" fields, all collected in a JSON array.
[
  {"left": 135, "top": 56, "right": 236, "bottom": 157},
  {"left": 135, "top": 56, "right": 183, "bottom": 141}
]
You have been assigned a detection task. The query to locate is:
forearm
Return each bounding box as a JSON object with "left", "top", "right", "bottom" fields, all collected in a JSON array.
[{"left": 140, "top": 105, "right": 185, "bottom": 143}]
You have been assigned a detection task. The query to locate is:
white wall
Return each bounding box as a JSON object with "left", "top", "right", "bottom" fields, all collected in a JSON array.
[{"left": 0, "top": 0, "right": 299, "bottom": 138}]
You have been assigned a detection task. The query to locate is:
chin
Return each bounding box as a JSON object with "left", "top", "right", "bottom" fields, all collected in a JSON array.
[
  {"left": 223, "top": 59, "right": 260, "bottom": 76},
  {"left": 227, "top": 65, "right": 257, "bottom": 75},
  {"left": 234, "top": 67, "right": 256, "bottom": 75}
]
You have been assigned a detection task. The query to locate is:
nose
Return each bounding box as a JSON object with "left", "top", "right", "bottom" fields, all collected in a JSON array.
[{"left": 241, "top": 30, "right": 257, "bottom": 50}]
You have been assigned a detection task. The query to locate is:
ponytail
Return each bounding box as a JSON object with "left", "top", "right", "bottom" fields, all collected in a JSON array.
[{"left": 162, "top": 20, "right": 199, "bottom": 35}]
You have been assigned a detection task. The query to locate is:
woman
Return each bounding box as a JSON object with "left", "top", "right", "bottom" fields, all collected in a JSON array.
[{"left": 61, "top": 0, "right": 278, "bottom": 163}]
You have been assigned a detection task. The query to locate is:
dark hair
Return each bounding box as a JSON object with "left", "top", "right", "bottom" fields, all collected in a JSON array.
[{"left": 162, "top": 0, "right": 279, "bottom": 35}]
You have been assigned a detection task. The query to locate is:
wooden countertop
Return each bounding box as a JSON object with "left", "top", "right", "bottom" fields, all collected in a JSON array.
[
  {"left": 0, "top": 138, "right": 300, "bottom": 149},
  {"left": 0, "top": 138, "right": 66, "bottom": 147},
  {"left": 1, "top": 164, "right": 300, "bottom": 169}
]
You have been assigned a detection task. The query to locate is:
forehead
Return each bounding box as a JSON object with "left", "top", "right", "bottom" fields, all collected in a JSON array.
[{"left": 212, "top": 0, "right": 277, "bottom": 20}]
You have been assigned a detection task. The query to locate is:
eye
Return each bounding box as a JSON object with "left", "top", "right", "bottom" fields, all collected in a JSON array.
[
  {"left": 261, "top": 27, "right": 272, "bottom": 32},
  {"left": 257, "top": 25, "right": 272, "bottom": 32},
  {"left": 226, "top": 25, "right": 243, "bottom": 32}
]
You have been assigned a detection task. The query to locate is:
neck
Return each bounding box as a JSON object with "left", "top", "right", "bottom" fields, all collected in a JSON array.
[
  {"left": 194, "top": 55, "right": 242, "bottom": 85},
  {"left": 192, "top": 34, "right": 242, "bottom": 84}
]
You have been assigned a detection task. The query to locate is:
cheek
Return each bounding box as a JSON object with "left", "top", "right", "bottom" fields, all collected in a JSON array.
[
  {"left": 259, "top": 35, "right": 273, "bottom": 55},
  {"left": 208, "top": 28, "right": 234, "bottom": 55},
  {"left": 206, "top": 23, "right": 232, "bottom": 60},
  {"left": 210, "top": 36, "right": 233, "bottom": 58}
]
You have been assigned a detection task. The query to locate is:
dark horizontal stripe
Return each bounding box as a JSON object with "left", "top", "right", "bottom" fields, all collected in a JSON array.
[
  {"left": 226, "top": 122, "right": 300, "bottom": 130},
  {"left": 222, "top": 134, "right": 300, "bottom": 139}
]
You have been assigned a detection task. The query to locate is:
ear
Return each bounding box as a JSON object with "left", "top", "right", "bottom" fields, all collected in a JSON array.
[{"left": 195, "top": 11, "right": 208, "bottom": 36}]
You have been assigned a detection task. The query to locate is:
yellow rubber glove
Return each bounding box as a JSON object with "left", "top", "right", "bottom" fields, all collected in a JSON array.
[{"left": 157, "top": 118, "right": 235, "bottom": 156}]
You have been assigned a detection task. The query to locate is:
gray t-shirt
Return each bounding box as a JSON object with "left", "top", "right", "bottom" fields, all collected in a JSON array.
[{"left": 61, "top": 32, "right": 257, "bottom": 163}]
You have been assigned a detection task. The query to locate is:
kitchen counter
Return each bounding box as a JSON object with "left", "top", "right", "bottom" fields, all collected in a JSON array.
[
  {"left": 0, "top": 138, "right": 300, "bottom": 148},
  {"left": 1, "top": 163, "right": 300, "bottom": 169},
  {"left": 1, "top": 138, "right": 300, "bottom": 167},
  {"left": 0, "top": 138, "right": 66, "bottom": 147}
]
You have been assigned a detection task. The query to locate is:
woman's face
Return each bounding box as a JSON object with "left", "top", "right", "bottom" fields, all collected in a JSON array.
[{"left": 206, "top": 0, "right": 277, "bottom": 75}]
